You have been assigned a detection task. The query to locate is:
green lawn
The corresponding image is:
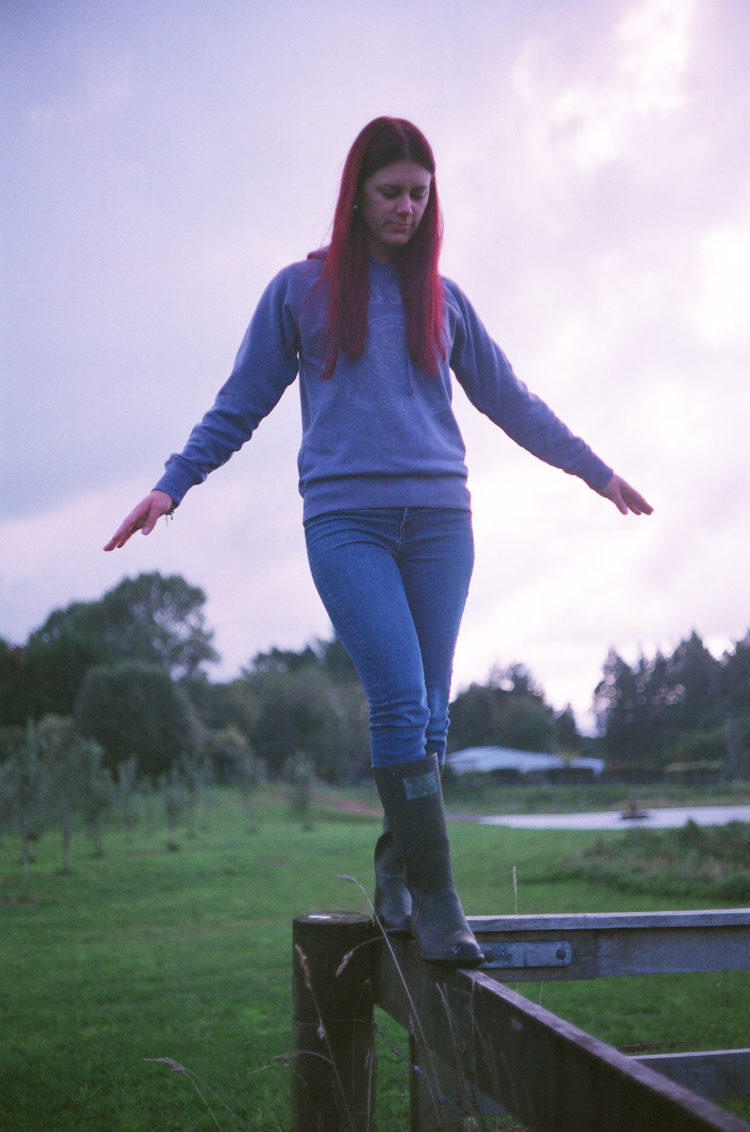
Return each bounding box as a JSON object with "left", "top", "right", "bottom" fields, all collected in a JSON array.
[{"left": 1, "top": 786, "right": 749, "bottom": 1129}]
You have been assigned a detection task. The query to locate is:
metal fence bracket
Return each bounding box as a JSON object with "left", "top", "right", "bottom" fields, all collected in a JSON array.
[{"left": 482, "top": 940, "right": 573, "bottom": 968}]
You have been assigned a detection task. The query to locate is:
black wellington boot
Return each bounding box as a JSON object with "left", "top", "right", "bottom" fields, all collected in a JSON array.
[
  {"left": 373, "top": 754, "right": 484, "bottom": 968},
  {"left": 374, "top": 818, "right": 412, "bottom": 936}
]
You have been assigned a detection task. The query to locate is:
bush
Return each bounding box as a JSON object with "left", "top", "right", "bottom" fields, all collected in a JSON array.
[
  {"left": 74, "top": 662, "right": 204, "bottom": 779},
  {"left": 563, "top": 820, "right": 750, "bottom": 898},
  {"left": 664, "top": 760, "right": 723, "bottom": 786}
]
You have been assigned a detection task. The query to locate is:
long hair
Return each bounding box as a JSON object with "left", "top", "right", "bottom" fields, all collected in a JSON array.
[{"left": 314, "top": 117, "right": 445, "bottom": 378}]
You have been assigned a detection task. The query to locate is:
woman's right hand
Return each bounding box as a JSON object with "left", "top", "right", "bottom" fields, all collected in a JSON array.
[{"left": 103, "top": 489, "right": 175, "bottom": 551}]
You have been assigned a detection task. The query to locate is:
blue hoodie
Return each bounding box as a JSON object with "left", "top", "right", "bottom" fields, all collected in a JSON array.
[{"left": 154, "top": 256, "right": 612, "bottom": 519}]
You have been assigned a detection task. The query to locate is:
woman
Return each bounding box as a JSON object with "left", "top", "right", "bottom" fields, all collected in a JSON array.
[{"left": 105, "top": 117, "right": 652, "bottom": 968}]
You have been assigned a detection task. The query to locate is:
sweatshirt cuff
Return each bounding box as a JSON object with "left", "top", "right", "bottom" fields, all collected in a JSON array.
[
  {"left": 153, "top": 455, "right": 204, "bottom": 507},
  {"left": 577, "top": 457, "right": 613, "bottom": 492}
]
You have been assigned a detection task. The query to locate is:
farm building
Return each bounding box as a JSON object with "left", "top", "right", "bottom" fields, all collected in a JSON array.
[{"left": 445, "top": 746, "right": 604, "bottom": 783}]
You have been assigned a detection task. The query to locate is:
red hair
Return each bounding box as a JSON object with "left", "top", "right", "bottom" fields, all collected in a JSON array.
[{"left": 313, "top": 117, "right": 445, "bottom": 378}]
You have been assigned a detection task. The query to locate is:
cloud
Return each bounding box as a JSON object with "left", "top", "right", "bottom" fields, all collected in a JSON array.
[
  {"left": 615, "top": 0, "right": 697, "bottom": 112},
  {"left": 505, "top": 0, "right": 698, "bottom": 179},
  {"left": 688, "top": 221, "right": 750, "bottom": 346}
]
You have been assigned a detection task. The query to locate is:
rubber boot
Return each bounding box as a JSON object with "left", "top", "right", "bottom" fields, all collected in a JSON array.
[
  {"left": 373, "top": 753, "right": 484, "bottom": 968},
  {"left": 373, "top": 761, "right": 450, "bottom": 936},
  {"left": 374, "top": 818, "right": 412, "bottom": 936}
]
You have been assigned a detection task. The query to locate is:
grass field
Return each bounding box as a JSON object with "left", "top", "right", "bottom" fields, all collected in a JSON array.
[{"left": 2, "top": 784, "right": 749, "bottom": 1130}]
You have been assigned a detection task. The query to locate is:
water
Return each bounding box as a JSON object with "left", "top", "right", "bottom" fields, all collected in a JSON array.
[{"left": 478, "top": 805, "right": 750, "bottom": 831}]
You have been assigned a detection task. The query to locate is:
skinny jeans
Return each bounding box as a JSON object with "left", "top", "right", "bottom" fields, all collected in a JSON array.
[{"left": 304, "top": 507, "right": 474, "bottom": 768}]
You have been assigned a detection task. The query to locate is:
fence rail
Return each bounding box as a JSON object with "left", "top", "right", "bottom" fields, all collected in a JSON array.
[
  {"left": 291, "top": 909, "right": 750, "bottom": 1131},
  {"left": 473, "top": 909, "right": 750, "bottom": 981}
]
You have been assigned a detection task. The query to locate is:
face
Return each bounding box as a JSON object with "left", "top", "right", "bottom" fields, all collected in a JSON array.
[{"left": 359, "top": 159, "right": 432, "bottom": 262}]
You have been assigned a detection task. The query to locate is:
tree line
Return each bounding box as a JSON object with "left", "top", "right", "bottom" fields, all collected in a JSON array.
[
  {"left": 1, "top": 572, "right": 748, "bottom": 790},
  {"left": 594, "top": 631, "right": 750, "bottom": 780}
]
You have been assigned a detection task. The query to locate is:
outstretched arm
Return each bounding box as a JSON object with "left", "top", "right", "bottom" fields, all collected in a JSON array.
[
  {"left": 596, "top": 473, "right": 653, "bottom": 516},
  {"left": 103, "top": 489, "right": 174, "bottom": 551}
]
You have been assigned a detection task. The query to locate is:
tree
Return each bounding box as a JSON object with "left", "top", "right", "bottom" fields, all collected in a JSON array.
[
  {"left": 0, "top": 722, "right": 48, "bottom": 885},
  {"left": 491, "top": 663, "right": 545, "bottom": 699},
  {"left": 78, "top": 747, "right": 115, "bottom": 856},
  {"left": 555, "top": 705, "right": 583, "bottom": 754},
  {"left": 237, "top": 635, "right": 369, "bottom": 782},
  {"left": 203, "top": 725, "right": 259, "bottom": 783},
  {"left": 94, "top": 573, "right": 219, "bottom": 679},
  {"left": 201, "top": 725, "right": 264, "bottom": 826},
  {"left": 0, "top": 639, "right": 31, "bottom": 726},
  {"left": 36, "top": 716, "right": 114, "bottom": 862},
  {"left": 23, "top": 610, "right": 111, "bottom": 718},
  {"left": 246, "top": 665, "right": 368, "bottom": 782},
  {"left": 21, "top": 572, "right": 219, "bottom": 720},
  {"left": 448, "top": 665, "right": 558, "bottom": 753},
  {"left": 593, "top": 649, "right": 652, "bottom": 764},
  {"left": 721, "top": 632, "right": 750, "bottom": 716},
  {"left": 161, "top": 766, "right": 191, "bottom": 849},
  {"left": 284, "top": 751, "right": 317, "bottom": 829},
  {"left": 595, "top": 634, "right": 730, "bottom": 772},
  {"left": 243, "top": 644, "right": 318, "bottom": 677},
  {"left": 720, "top": 632, "right": 750, "bottom": 779},
  {"left": 114, "top": 757, "right": 142, "bottom": 833},
  {"left": 184, "top": 676, "right": 260, "bottom": 740},
  {"left": 74, "top": 661, "right": 204, "bottom": 779},
  {"left": 316, "top": 635, "right": 359, "bottom": 683},
  {"left": 662, "top": 631, "right": 721, "bottom": 739},
  {"left": 36, "top": 715, "right": 87, "bottom": 871},
  {"left": 0, "top": 724, "right": 25, "bottom": 763}
]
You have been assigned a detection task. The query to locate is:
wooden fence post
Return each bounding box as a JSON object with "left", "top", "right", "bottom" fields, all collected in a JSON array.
[{"left": 292, "top": 912, "right": 377, "bottom": 1132}]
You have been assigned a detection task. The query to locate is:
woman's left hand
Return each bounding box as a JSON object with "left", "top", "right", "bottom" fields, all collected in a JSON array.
[{"left": 596, "top": 473, "right": 653, "bottom": 516}]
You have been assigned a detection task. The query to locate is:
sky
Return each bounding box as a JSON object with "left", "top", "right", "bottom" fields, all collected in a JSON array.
[{"left": 2, "top": 0, "right": 749, "bottom": 730}]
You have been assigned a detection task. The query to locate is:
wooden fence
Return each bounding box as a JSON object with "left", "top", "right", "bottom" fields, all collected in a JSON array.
[{"left": 291, "top": 908, "right": 750, "bottom": 1131}]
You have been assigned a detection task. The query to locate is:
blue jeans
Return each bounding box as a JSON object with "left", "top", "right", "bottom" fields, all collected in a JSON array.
[{"left": 304, "top": 508, "right": 474, "bottom": 768}]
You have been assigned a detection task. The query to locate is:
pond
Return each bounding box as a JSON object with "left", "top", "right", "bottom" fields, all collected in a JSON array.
[{"left": 478, "top": 805, "right": 750, "bottom": 830}]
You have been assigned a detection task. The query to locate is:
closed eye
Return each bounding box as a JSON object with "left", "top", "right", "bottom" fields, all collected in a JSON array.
[{"left": 380, "top": 186, "right": 429, "bottom": 201}]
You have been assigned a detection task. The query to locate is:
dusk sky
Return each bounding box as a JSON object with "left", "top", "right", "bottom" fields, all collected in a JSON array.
[{"left": 3, "top": 0, "right": 748, "bottom": 729}]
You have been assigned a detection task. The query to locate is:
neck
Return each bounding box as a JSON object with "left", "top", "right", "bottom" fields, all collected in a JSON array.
[{"left": 368, "top": 241, "right": 393, "bottom": 264}]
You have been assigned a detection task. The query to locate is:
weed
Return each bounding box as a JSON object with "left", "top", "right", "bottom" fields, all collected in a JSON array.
[
  {"left": 562, "top": 820, "right": 750, "bottom": 898},
  {"left": 145, "top": 1058, "right": 244, "bottom": 1130}
]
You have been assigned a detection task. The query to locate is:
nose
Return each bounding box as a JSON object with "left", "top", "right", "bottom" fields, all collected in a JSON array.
[{"left": 396, "top": 193, "right": 413, "bottom": 216}]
